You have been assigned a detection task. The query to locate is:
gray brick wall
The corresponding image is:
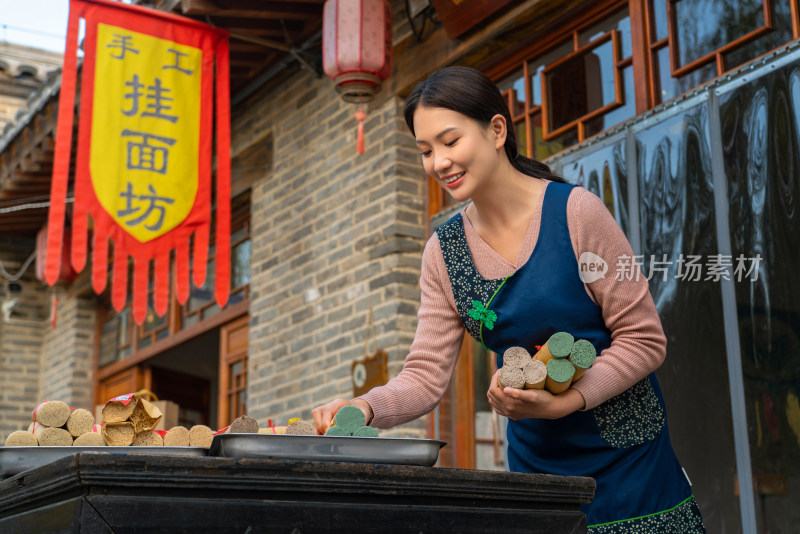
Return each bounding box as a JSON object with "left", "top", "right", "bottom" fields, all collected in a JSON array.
[
  {"left": 0, "top": 237, "right": 48, "bottom": 441},
  {"left": 239, "top": 68, "right": 430, "bottom": 437},
  {"left": 0, "top": 236, "right": 97, "bottom": 443},
  {"left": 40, "top": 294, "right": 97, "bottom": 410}
]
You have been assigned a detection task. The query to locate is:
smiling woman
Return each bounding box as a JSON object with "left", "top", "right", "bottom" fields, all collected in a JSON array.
[{"left": 313, "top": 66, "right": 705, "bottom": 532}]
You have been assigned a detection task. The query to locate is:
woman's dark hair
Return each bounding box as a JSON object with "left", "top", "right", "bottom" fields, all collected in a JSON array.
[{"left": 404, "top": 66, "right": 567, "bottom": 183}]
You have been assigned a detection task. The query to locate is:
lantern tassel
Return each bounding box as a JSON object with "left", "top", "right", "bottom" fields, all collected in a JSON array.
[
  {"left": 51, "top": 291, "right": 58, "bottom": 329},
  {"left": 355, "top": 108, "right": 366, "bottom": 154}
]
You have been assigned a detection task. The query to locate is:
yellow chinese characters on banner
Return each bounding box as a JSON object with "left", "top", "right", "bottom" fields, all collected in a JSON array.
[{"left": 92, "top": 23, "right": 201, "bottom": 242}]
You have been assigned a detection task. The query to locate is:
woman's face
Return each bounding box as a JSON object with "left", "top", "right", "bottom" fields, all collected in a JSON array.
[{"left": 413, "top": 106, "right": 504, "bottom": 203}]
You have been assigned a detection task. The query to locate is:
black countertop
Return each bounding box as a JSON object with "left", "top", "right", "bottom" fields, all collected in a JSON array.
[{"left": 0, "top": 452, "right": 595, "bottom": 533}]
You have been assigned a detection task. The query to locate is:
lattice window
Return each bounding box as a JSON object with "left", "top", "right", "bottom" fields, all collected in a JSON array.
[
  {"left": 651, "top": 0, "right": 796, "bottom": 103},
  {"left": 495, "top": 4, "right": 636, "bottom": 160}
]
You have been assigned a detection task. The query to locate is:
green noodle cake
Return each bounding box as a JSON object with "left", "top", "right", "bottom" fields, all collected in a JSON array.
[
  {"left": 352, "top": 426, "right": 379, "bottom": 437},
  {"left": 333, "top": 405, "right": 366, "bottom": 434},
  {"left": 325, "top": 425, "right": 352, "bottom": 436},
  {"left": 547, "top": 332, "right": 575, "bottom": 359}
]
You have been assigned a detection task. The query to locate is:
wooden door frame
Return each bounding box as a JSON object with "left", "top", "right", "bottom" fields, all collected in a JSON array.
[
  {"left": 428, "top": 332, "right": 476, "bottom": 469},
  {"left": 218, "top": 314, "right": 250, "bottom": 429},
  {"left": 452, "top": 332, "right": 476, "bottom": 468}
]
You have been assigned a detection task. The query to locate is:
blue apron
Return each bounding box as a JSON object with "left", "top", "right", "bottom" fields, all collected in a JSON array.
[{"left": 436, "top": 181, "right": 705, "bottom": 532}]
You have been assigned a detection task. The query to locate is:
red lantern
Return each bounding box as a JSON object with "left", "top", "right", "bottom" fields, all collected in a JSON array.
[{"left": 323, "top": 0, "right": 393, "bottom": 154}]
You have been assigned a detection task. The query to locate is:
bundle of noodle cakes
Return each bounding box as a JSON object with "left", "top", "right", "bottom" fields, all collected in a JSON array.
[
  {"left": 100, "top": 393, "right": 216, "bottom": 447},
  {"left": 4, "top": 400, "right": 103, "bottom": 447},
  {"left": 498, "top": 332, "right": 598, "bottom": 395}
]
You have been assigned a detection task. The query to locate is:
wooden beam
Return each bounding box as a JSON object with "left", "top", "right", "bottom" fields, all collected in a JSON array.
[
  {"left": 230, "top": 31, "right": 291, "bottom": 53},
  {"left": 206, "top": 16, "right": 304, "bottom": 32},
  {"left": 0, "top": 213, "right": 49, "bottom": 223},
  {"left": 225, "top": 28, "right": 291, "bottom": 38},
  {"left": 181, "top": 0, "right": 319, "bottom": 20},
  {"left": 229, "top": 42, "right": 271, "bottom": 52},
  {"left": 0, "top": 226, "right": 44, "bottom": 235}
]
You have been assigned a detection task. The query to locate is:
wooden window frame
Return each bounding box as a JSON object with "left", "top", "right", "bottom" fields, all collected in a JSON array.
[
  {"left": 218, "top": 315, "right": 249, "bottom": 429},
  {"left": 474, "top": 0, "right": 800, "bottom": 172},
  {"left": 484, "top": 2, "right": 634, "bottom": 159},
  {"left": 182, "top": 196, "right": 251, "bottom": 326},
  {"left": 541, "top": 29, "right": 624, "bottom": 141},
  {"left": 666, "top": 0, "right": 773, "bottom": 77},
  {"left": 646, "top": 0, "right": 800, "bottom": 105}
]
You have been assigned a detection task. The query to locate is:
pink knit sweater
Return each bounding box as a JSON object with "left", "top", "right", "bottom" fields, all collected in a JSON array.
[{"left": 361, "top": 182, "right": 667, "bottom": 429}]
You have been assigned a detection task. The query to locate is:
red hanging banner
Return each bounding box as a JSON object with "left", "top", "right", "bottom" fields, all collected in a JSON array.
[{"left": 46, "top": 0, "right": 231, "bottom": 324}]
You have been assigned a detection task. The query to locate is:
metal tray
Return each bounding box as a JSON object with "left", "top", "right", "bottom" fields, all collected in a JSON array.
[
  {"left": 209, "top": 433, "right": 445, "bottom": 466},
  {"left": 0, "top": 446, "right": 208, "bottom": 479}
]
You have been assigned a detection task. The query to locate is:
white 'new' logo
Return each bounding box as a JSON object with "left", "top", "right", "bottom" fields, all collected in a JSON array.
[{"left": 578, "top": 252, "right": 608, "bottom": 283}]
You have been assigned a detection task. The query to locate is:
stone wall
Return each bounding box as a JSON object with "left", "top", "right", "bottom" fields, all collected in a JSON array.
[
  {"left": 0, "top": 236, "right": 48, "bottom": 441},
  {"left": 238, "top": 67, "right": 429, "bottom": 436},
  {"left": 0, "top": 234, "right": 98, "bottom": 442},
  {"left": 40, "top": 293, "right": 97, "bottom": 411}
]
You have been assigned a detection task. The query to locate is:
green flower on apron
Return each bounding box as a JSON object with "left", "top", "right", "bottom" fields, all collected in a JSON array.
[{"left": 468, "top": 300, "right": 497, "bottom": 330}]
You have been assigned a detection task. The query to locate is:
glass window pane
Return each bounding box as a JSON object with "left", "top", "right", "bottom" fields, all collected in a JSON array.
[
  {"left": 650, "top": 0, "right": 669, "bottom": 42},
  {"left": 142, "top": 293, "right": 166, "bottom": 334},
  {"left": 183, "top": 313, "right": 199, "bottom": 329},
  {"left": 721, "top": 62, "right": 800, "bottom": 532},
  {"left": 673, "top": 0, "right": 765, "bottom": 68},
  {"left": 635, "top": 104, "right": 741, "bottom": 532},
  {"left": 188, "top": 258, "right": 215, "bottom": 311},
  {"left": 203, "top": 301, "right": 222, "bottom": 319},
  {"left": 98, "top": 313, "right": 120, "bottom": 368},
  {"left": 231, "top": 225, "right": 247, "bottom": 243},
  {"left": 722, "top": 0, "right": 794, "bottom": 71},
  {"left": 534, "top": 112, "right": 578, "bottom": 159},
  {"left": 119, "top": 310, "right": 130, "bottom": 346},
  {"left": 546, "top": 39, "right": 616, "bottom": 131},
  {"left": 229, "top": 288, "right": 245, "bottom": 305},
  {"left": 579, "top": 8, "right": 632, "bottom": 59},
  {"left": 497, "top": 70, "right": 525, "bottom": 118},
  {"left": 657, "top": 45, "right": 717, "bottom": 103},
  {"left": 231, "top": 360, "right": 243, "bottom": 386},
  {"left": 530, "top": 40, "right": 573, "bottom": 107},
  {"left": 587, "top": 65, "right": 636, "bottom": 138},
  {"left": 232, "top": 240, "right": 251, "bottom": 288}
]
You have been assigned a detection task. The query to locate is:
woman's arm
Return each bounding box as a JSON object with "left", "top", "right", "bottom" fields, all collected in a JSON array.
[
  {"left": 313, "top": 235, "right": 463, "bottom": 432},
  {"left": 343, "top": 234, "right": 465, "bottom": 429},
  {"left": 567, "top": 187, "right": 667, "bottom": 410}
]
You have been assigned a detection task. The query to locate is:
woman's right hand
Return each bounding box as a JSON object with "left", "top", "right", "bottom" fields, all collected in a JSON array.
[{"left": 311, "top": 398, "right": 373, "bottom": 435}]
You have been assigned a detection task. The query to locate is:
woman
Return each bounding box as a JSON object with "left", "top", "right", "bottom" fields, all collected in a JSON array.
[{"left": 313, "top": 66, "right": 705, "bottom": 532}]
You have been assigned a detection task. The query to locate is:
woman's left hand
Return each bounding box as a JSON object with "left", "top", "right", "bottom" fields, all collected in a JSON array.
[{"left": 487, "top": 369, "right": 586, "bottom": 420}]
